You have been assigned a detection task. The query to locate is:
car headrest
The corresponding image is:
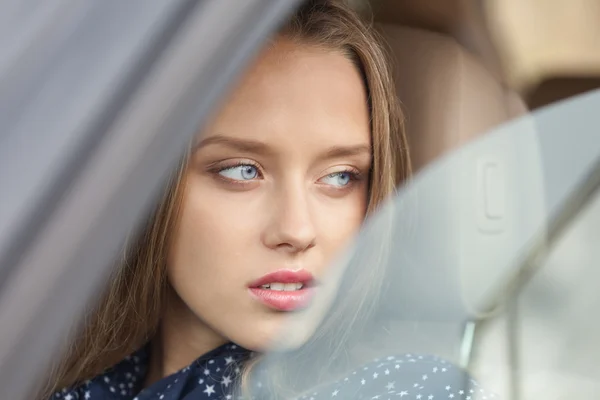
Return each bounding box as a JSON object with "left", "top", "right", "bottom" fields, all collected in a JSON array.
[
  {"left": 354, "top": 26, "right": 540, "bottom": 363},
  {"left": 378, "top": 24, "right": 528, "bottom": 171}
]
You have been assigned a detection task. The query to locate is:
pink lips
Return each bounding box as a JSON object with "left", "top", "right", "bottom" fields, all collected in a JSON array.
[{"left": 248, "top": 269, "right": 315, "bottom": 311}]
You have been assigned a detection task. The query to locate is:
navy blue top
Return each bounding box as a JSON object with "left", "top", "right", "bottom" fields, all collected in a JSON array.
[{"left": 51, "top": 343, "right": 495, "bottom": 399}]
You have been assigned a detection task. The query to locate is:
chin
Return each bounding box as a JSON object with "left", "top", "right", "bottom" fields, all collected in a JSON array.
[{"left": 227, "top": 315, "right": 315, "bottom": 353}]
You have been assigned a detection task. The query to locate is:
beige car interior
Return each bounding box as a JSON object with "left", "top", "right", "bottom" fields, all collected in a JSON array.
[
  {"left": 350, "top": 0, "right": 600, "bottom": 396},
  {"left": 369, "top": 0, "right": 529, "bottom": 171},
  {"left": 378, "top": 23, "right": 527, "bottom": 171},
  {"left": 363, "top": 0, "right": 599, "bottom": 170},
  {"left": 345, "top": 0, "right": 533, "bottom": 366}
]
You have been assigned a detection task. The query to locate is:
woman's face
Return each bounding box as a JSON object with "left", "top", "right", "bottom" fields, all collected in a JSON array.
[{"left": 166, "top": 38, "right": 371, "bottom": 352}]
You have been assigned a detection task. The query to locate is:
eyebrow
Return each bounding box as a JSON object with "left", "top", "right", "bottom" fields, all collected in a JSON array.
[
  {"left": 319, "top": 144, "right": 372, "bottom": 161},
  {"left": 195, "top": 134, "right": 371, "bottom": 161},
  {"left": 194, "top": 135, "right": 273, "bottom": 155}
]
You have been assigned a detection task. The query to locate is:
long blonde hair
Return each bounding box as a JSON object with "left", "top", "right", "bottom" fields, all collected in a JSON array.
[{"left": 41, "top": 0, "right": 410, "bottom": 398}]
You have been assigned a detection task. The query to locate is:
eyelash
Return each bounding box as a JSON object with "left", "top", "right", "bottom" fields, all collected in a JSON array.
[
  {"left": 212, "top": 161, "right": 263, "bottom": 183},
  {"left": 210, "top": 161, "right": 363, "bottom": 188},
  {"left": 320, "top": 169, "right": 362, "bottom": 188}
]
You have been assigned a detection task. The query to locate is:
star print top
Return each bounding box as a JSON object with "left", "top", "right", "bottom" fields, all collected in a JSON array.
[{"left": 50, "top": 343, "right": 496, "bottom": 400}]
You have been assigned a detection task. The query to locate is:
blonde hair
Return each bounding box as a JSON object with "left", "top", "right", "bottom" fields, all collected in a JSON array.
[{"left": 40, "top": 0, "right": 410, "bottom": 398}]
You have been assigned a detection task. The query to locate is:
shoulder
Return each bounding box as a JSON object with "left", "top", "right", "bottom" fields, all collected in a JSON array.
[
  {"left": 48, "top": 383, "right": 92, "bottom": 400},
  {"left": 49, "top": 348, "right": 147, "bottom": 400},
  {"left": 307, "top": 354, "right": 496, "bottom": 400}
]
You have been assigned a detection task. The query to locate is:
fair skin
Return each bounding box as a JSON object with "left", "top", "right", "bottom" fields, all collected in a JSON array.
[{"left": 147, "top": 38, "right": 371, "bottom": 382}]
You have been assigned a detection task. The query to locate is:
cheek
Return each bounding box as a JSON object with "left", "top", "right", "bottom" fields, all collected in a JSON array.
[
  {"left": 168, "top": 182, "right": 259, "bottom": 282},
  {"left": 163, "top": 173, "right": 369, "bottom": 349},
  {"left": 314, "top": 188, "right": 367, "bottom": 258}
]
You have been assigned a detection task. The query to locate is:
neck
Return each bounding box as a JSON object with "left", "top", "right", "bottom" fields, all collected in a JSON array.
[{"left": 144, "top": 286, "right": 227, "bottom": 387}]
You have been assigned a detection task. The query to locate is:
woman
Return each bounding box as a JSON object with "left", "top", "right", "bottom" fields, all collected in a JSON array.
[{"left": 44, "top": 1, "right": 491, "bottom": 399}]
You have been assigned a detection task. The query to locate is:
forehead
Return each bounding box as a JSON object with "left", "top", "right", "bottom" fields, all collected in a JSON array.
[{"left": 204, "top": 38, "right": 370, "bottom": 150}]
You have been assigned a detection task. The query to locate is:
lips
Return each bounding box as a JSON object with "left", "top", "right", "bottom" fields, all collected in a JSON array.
[{"left": 248, "top": 269, "right": 315, "bottom": 311}]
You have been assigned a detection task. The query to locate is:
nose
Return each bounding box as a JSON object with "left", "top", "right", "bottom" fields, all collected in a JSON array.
[{"left": 262, "top": 183, "right": 316, "bottom": 253}]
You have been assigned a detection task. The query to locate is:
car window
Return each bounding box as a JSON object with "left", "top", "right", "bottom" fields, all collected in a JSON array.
[
  {"left": 1, "top": 2, "right": 600, "bottom": 399},
  {"left": 250, "top": 89, "right": 600, "bottom": 399},
  {"left": 0, "top": 2, "right": 301, "bottom": 399}
]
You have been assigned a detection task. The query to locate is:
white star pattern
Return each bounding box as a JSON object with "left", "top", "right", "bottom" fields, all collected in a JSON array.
[
  {"left": 49, "top": 345, "right": 492, "bottom": 400},
  {"left": 203, "top": 384, "right": 215, "bottom": 396}
]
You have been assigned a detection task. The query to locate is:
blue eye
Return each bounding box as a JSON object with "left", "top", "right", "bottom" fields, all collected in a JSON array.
[
  {"left": 218, "top": 164, "right": 259, "bottom": 181},
  {"left": 321, "top": 171, "right": 353, "bottom": 187}
]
